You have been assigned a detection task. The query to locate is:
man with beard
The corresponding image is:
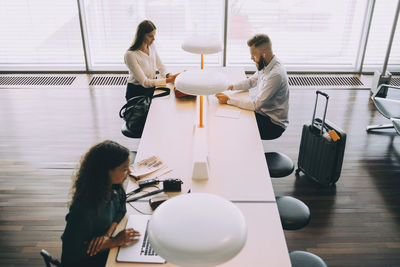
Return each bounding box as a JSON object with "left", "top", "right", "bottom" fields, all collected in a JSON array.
[{"left": 216, "top": 34, "right": 289, "bottom": 140}]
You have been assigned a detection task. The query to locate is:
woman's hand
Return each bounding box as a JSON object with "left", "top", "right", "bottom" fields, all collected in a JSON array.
[
  {"left": 166, "top": 73, "right": 180, "bottom": 84},
  {"left": 86, "top": 228, "right": 140, "bottom": 256},
  {"left": 87, "top": 235, "right": 109, "bottom": 256},
  {"left": 112, "top": 228, "right": 141, "bottom": 247}
]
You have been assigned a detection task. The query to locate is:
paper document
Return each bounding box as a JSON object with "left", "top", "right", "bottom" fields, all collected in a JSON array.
[
  {"left": 215, "top": 108, "right": 241, "bottom": 119},
  {"left": 129, "top": 156, "right": 167, "bottom": 179}
]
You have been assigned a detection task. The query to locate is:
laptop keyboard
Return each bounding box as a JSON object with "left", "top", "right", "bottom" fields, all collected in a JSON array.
[{"left": 140, "top": 221, "right": 158, "bottom": 256}]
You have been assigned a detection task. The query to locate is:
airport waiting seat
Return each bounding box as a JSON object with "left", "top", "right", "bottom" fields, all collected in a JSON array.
[
  {"left": 367, "top": 84, "right": 400, "bottom": 133},
  {"left": 391, "top": 118, "right": 400, "bottom": 135}
]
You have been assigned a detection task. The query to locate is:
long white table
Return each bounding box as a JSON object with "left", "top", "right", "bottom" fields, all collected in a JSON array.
[
  {"left": 106, "top": 67, "right": 290, "bottom": 266},
  {"left": 126, "top": 67, "right": 275, "bottom": 202}
]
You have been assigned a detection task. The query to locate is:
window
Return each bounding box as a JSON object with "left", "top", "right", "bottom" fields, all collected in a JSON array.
[
  {"left": 0, "top": 0, "right": 399, "bottom": 73},
  {"left": 0, "top": 0, "right": 84, "bottom": 71},
  {"left": 81, "top": 0, "right": 224, "bottom": 71},
  {"left": 363, "top": 0, "right": 400, "bottom": 73},
  {"left": 226, "top": 0, "right": 368, "bottom": 72}
]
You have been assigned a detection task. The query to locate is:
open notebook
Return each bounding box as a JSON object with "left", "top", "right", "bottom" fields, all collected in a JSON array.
[{"left": 116, "top": 215, "right": 165, "bottom": 264}]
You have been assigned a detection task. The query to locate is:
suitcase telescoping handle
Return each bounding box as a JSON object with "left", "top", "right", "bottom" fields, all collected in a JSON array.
[{"left": 312, "top": 90, "right": 329, "bottom": 136}]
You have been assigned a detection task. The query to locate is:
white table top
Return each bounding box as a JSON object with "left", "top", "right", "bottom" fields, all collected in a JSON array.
[
  {"left": 127, "top": 67, "right": 275, "bottom": 202},
  {"left": 106, "top": 202, "right": 291, "bottom": 267},
  {"left": 107, "top": 67, "right": 290, "bottom": 267}
]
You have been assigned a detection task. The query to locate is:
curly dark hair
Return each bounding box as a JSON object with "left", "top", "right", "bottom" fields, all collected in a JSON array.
[
  {"left": 128, "top": 20, "right": 157, "bottom": 51},
  {"left": 71, "top": 140, "right": 130, "bottom": 210}
]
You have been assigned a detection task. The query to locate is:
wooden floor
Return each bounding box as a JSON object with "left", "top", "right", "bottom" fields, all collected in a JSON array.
[{"left": 0, "top": 82, "right": 399, "bottom": 266}]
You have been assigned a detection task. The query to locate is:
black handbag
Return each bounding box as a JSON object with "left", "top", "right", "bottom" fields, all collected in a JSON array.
[{"left": 119, "top": 88, "right": 170, "bottom": 138}]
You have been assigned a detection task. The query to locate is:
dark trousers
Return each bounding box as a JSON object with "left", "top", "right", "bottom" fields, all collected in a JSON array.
[
  {"left": 254, "top": 112, "right": 285, "bottom": 140},
  {"left": 125, "top": 83, "right": 155, "bottom": 101}
]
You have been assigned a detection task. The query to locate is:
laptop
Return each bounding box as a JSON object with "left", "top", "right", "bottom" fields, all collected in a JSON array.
[{"left": 116, "top": 214, "right": 166, "bottom": 264}]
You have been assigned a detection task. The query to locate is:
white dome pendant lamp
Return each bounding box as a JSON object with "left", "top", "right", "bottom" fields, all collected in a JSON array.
[
  {"left": 175, "top": 35, "right": 228, "bottom": 180},
  {"left": 148, "top": 193, "right": 248, "bottom": 266}
]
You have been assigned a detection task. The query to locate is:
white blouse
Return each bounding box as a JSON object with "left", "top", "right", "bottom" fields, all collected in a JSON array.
[{"left": 124, "top": 44, "right": 168, "bottom": 88}]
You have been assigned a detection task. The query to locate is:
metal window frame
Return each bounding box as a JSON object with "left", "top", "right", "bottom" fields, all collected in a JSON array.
[
  {"left": 223, "top": 0, "right": 229, "bottom": 67},
  {"left": 77, "top": 0, "right": 92, "bottom": 72},
  {"left": 356, "top": 0, "right": 376, "bottom": 74}
]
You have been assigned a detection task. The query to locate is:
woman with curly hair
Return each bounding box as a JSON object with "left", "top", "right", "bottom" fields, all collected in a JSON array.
[{"left": 61, "top": 140, "right": 139, "bottom": 267}]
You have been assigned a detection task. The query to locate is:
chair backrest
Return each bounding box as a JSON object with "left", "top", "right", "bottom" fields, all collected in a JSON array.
[
  {"left": 372, "top": 84, "right": 400, "bottom": 99},
  {"left": 372, "top": 84, "right": 400, "bottom": 102},
  {"left": 372, "top": 84, "right": 400, "bottom": 120},
  {"left": 40, "top": 249, "right": 61, "bottom": 267},
  {"left": 392, "top": 118, "right": 400, "bottom": 135}
]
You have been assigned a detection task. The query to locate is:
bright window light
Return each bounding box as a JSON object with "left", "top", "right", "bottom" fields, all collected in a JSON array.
[
  {"left": 0, "top": 0, "right": 398, "bottom": 72},
  {"left": 226, "top": 0, "right": 367, "bottom": 72},
  {"left": 82, "top": 0, "right": 224, "bottom": 70},
  {"left": 363, "top": 0, "right": 400, "bottom": 73},
  {"left": 0, "top": 0, "right": 85, "bottom": 71}
]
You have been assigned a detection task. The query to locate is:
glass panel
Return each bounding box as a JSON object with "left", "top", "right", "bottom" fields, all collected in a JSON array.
[
  {"left": 0, "top": 0, "right": 398, "bottom": 73},
  {"left": 82, "top": 0, "right": 225, "bottom": 71},
  {"left": 363, "top": 0, "right": 400, "bottom": 73},
  {"left": 0, "top": 0, "right": 84, "bottom": 71},
  {"left": 226, "top": 0, "right": 367, "bottom": 72}
]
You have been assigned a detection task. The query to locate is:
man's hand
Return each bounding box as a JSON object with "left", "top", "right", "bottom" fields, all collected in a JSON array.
[{"left": 215, "top": 93, "right": 229, "bottom": 104}]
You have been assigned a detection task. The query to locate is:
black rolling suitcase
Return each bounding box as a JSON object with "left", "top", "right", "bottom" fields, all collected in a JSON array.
[{"left": 296, "top": 91, "right": 346, "bottom": 186}]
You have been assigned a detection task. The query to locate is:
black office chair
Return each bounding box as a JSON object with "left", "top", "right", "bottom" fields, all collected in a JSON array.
[
  {"left": 265, "top": 152, "right": 311, "bottom": 230},
  {"left": 289, "top": 250, "right": 328, "bottom": 267},
  {"left": 40, "top": 249, "right": 61, "bottom": 267}
]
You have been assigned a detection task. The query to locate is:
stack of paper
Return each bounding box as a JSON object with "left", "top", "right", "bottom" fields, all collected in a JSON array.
[{"left": 129, "top": 156, "right": 167, "bottom": 179}]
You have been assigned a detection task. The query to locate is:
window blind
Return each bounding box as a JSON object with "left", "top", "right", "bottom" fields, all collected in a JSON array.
[
  {"left": 363, "top": 0, "right": 400, "bottom": 72},
  {"left": 0, "top": 0, "right": 398, "bottom": 73},
  {"left": 226, "top": 0, "right": 368, "bottom": 72},
  {"left": 0, "top": 0, "right": 84, "bottom": 71},
  {"left": 82, "top": 0, "right": 225, "bottom": 71}
]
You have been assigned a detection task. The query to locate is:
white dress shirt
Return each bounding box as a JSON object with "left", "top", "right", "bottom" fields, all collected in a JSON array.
[
  {"left": 124, "top": 44, "right": 168, "bottom": 88},
  {"left": 227, "top": 56, "right": 289, "bottom": 128}
]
